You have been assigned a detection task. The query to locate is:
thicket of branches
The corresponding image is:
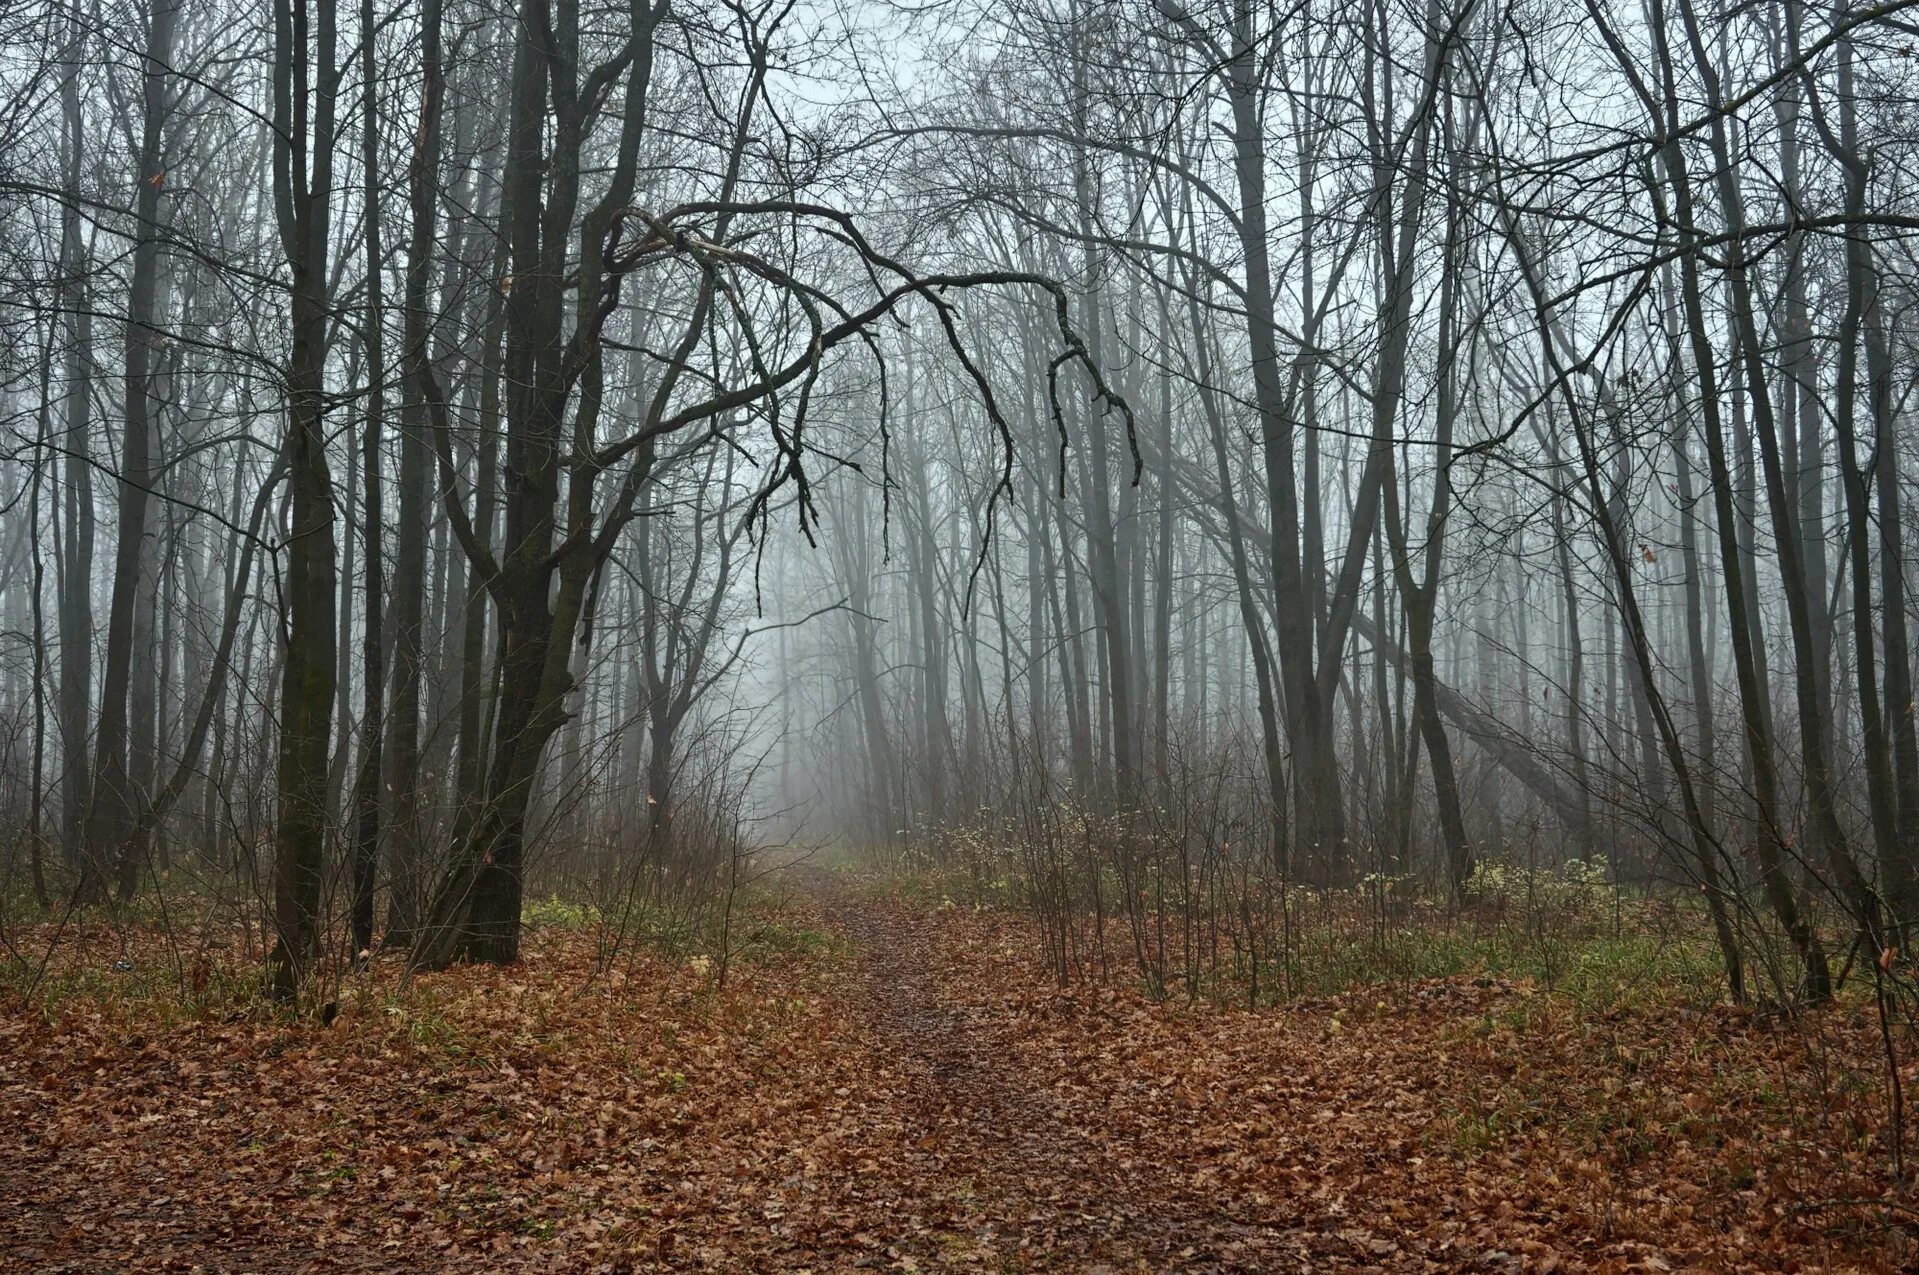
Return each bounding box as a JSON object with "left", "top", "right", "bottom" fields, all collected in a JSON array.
[
  {"left": 758, "top": 0, "right": 1919, "bottom": 1012},
  {"left": 0, "top": 0, "right": 1119, "bottom": 994},
  {"left": 3, "top": 0, "right": 1919, "bottom": 1026}
]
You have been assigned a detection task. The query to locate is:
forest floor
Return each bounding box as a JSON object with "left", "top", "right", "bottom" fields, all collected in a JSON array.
[{"left": 2, "top": 866, "right": 1916, "bottom": 1272}]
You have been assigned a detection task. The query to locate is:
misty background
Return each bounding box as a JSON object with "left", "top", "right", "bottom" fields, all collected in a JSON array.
[{"left": 0, "top": 0, "right": 1916, "bottom": 1004}]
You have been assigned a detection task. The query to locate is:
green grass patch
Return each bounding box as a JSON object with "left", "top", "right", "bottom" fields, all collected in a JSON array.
[{"left": 522, "top": 893, "right": 603, "bottom": 931}]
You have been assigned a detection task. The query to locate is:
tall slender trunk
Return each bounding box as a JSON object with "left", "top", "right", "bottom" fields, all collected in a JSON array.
[
  {"left": 57, "top": 10, "right": 96, "bottom": 870},
  {"left": 452, "top": 234, "right": 508, "bottom": 852},
  {"left": 1590, "top": 0, "right": 1826, "bottom": 997},
  {"left": 387, "top": 0, "right": 446, "bottom": 937},
  {"left": 1809, "top": 21, "right": 1919, "bottom": 921},
  {"left": 1547, "top": 427, "right": 1596, "bottom": 860},
  {"left": 1675, "top": 0, "right": 1876, "bottom": 938},
  {"left": 1505, "top": 216, "right": 1747, "bottom": 1003},
  {"left": 82, "top": 0, "right": 178, "bottom": 901},
  {"left": 1151, "top": 348, "right": 1174, "bottom": 790},
  {"left": 903, "top": 421, "right": 953, "bottom": 824},
  {"left": 351, "top": 0, "right": 388, "bottom": 956},
  {"left": 1067, "top": 148, "right": 1138, "bottom": 804},
  {"left": 269, "top": 0, "right": 342, "bottom": 999},
  {"left": 1380, "top": 142, "right": 1470, "bottom": 897}
]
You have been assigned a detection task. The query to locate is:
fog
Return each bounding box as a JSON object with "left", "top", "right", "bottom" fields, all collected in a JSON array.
[{"left": 2, "top": 0, "right": 1917, "bottom": 1003}]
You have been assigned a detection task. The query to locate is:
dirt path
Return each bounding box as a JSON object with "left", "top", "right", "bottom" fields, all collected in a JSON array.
[
  {"left": 0, "top": 876, "right": 1405, "bottom": 1274},
  {"left": 9, "top": 873, "right": 1899, "bottom": 1271},
  {"left": 787, "top": 868, "right": 1336, "bottom": 1271},
  {"left": 770, "top": 872, "right": 1917, "bottom": 1274}
]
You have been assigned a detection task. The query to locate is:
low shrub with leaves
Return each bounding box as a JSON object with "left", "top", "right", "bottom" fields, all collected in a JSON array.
[{"left": 1465, "top": 854, "right": 1613, "bottom": 918}]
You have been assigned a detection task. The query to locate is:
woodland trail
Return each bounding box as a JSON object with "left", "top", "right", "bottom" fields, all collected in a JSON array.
[
  {"left": 770, "top": 871, "right": 1905, "bottom": 1273},
  {"left": 3, "top": 873, "right": 1905, "bottom": 1272},
  {"left": 784, "top": 866, "right": 1328, "bottom": 1271}
]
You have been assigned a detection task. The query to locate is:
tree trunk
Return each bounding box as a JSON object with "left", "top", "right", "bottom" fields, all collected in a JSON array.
[
  {"left": 269, "top": 0, "right": 341, "bottom": 1000},
  {"left": 81, "top": 0, "right": 178, "bottom": 902}
]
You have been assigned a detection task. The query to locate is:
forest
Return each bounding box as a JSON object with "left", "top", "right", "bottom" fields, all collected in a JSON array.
[{"left": 3, "top": 0, "right": 1919, "bottom": 1267}]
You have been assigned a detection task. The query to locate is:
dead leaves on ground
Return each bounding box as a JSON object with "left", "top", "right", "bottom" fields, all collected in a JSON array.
[
  {"left": 896, "top": 903, "right": 1918, "bottom": 1271},
  {"left": 3, "top": 892, "right": 1916, "bottom": 1272}
]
